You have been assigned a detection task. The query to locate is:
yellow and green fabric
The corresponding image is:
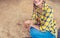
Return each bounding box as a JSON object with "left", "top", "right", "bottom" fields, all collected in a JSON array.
[{"left": 32, "top": 3, "right": 56, "bottom": 36}]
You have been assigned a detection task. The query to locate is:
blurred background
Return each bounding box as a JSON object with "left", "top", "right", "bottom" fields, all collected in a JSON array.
[{"left": 0, "top": 0, "right": 60, "bottom": 38}]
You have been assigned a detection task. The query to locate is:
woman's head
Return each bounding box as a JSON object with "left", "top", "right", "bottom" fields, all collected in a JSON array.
[{"left": 33, "top": 0, "right": 44, "bottom": 8}]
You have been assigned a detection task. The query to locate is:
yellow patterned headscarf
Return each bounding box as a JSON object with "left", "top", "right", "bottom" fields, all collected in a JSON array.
[{"left": 32, "top": 2, "right": 56, "bottom": 36}]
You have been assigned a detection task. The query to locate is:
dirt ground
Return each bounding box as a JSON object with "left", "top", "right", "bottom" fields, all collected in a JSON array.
[{"left": 0, "top": 0, "right": 60, "bottom": 38}]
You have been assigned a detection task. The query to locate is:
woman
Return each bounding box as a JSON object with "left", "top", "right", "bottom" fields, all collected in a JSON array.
[{"left": 24, "top": 0, "right": 56, "bottom": 38}]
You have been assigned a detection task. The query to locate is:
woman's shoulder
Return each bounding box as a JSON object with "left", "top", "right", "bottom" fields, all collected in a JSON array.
[{"left": 42, "top": 3, "right": 53, "bottom": 13}]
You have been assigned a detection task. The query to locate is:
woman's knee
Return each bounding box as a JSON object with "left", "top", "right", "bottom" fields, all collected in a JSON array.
[{"left": 24, "top": 20, "right": 32, "bottom": 28}]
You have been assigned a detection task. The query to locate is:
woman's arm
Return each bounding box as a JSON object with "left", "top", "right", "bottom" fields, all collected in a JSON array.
[{"left": 33, "top": 0, "right": 44, "bottom": 25}]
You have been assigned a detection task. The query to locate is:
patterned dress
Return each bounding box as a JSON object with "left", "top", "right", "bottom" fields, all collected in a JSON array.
[{"left": 32, "top": 2, "right": 56, "bottom": 36}]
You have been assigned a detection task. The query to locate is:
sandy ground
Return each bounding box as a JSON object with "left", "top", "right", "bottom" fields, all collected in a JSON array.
[{"left": 0, "top": 0, "right": 60, "bottom": 38}]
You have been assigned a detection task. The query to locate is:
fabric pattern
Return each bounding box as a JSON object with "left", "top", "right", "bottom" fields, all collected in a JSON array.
[{"left": 32, "top": 2, "right": 56, "bottom": 36}]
